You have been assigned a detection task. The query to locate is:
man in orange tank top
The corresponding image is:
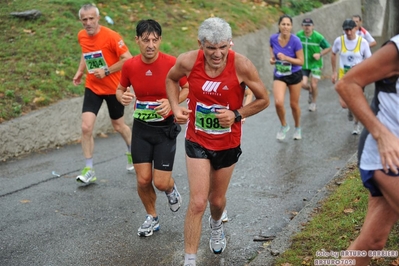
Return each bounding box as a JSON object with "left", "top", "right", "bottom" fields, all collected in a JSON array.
[
  {"left": 72, "top": 4, "right": 133, "bottom": 185},
  {"left": 166, "top": 17, "right": 270, "bottom": 266}
]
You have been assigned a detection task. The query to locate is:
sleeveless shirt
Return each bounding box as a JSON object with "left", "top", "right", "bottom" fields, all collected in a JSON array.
[{"left": 186, "top": 49, "right": 245, "bottom": 151}]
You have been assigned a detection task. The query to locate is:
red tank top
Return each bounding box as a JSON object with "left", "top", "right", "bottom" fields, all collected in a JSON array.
[{"left": 186, "top": 49, "right": 244, "bottom": 151}]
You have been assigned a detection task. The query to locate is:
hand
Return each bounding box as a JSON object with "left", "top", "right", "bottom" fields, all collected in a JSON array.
[
  {"left": 376, "top": 129, "right": 399, "bottom": 174},
  {"left": 92, "top": 68, "right": 106, "bottom": 79},
  {"left": 73, "top": 72, "right": 83, "bottom": 86},
  {"left": 331, "top": 72, "right": 337, "bottom": 84},
  {"left": 173, "top": 106, "right": 191, "bottom": 124},
  {"left": 313, "top": 53, "right": 321, "bottom": 61},
  {"left": 269, "top": 57, "right": 276, "bottom": 65},
  {"left": 120, "top": 91, "right": 135, "bottom": 106},
  {"left": 155, "top": 99, "right": 171, "bottom": 117},
  {"left": 276, "top": 52, "right": 286, "bottom": 61},
  {"left": 215, "top": 109, "right": 235, "bottom": 128}
]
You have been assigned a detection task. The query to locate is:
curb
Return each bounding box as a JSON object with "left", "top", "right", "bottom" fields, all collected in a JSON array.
[{"left": 248, "top": 152, "right": 358, "bottom": 266}]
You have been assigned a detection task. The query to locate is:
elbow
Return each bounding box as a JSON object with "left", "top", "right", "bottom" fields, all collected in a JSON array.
[{"left": 263, "top": 97, "right": 270, "bottom": 110}]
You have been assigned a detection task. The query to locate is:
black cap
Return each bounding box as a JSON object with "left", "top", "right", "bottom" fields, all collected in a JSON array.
[
  {"left": 342, "top": 19, "right": 356, "bottom": 30},
  {"left": 302, "top": 18, "right": 313, "bottom": 26}
]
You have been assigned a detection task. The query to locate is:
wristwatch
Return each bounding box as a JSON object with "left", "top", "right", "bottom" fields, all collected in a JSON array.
[
  {"left": 233, "top": 110, "right": 242, "bottom": 122},
  {"left": 104, "top": 68, "right": 110, "bottom": 76}
]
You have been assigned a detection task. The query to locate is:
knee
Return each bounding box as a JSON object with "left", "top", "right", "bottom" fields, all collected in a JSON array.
[
  {"left": 153, "top": 178, "right": 169, "bottom": 192},
  {"left": 81, "top": 122, "right": 93, "bottom": 136},
  {"left": 136, "top": 176, "right": 152, "bottom": 188},
  {"left": 290, "top": 102, "right": 299, "bottom": 110},
  {"left": 208, "top": 195, "right": 224, "bottom": 210},
  {"left": 275, "top": 101, "right": 284, "bottom": 110},
  {"left": 311, "top": 80, "right": 318, "bottom": 89},
  {"left": 189, "top": 196, "right": 208, "bottom": 214},
  {"left": 112, "top": 122, "right": 124, "bottom": 133}
]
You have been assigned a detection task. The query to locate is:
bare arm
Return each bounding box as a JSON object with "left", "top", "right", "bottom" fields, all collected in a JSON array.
[
  {"left": 321, "top": 46, "right": 332, "bottom": 56},
  {"left": 166, "top": 51, "right": 196, "bottom": 124},
  {"left": 234, "top": 54, "right": 270, "bottom": 119},
  {"left": 369, "top": 40, "right": 377, "bottom": 48},
  {"left": 109, "top": 51, "right": 132, "bottom": 73},
  {"left": 276, "top": 48, "right": 304, "bottom": 66},
  {"left": 314, "top": 47, "right": 332, "bottom": 61},
  {"left": 93, "top": 51, "right": 133, "bottom": 79},
  {"left": 269, "top": 46, "right": 276, "bottom": 65},
  {"left": 116, "top": 84, "right": 135, "bottom": 106},
  {"left": 336, "top": 42, "right": 399, "bottom": 173},
  {"left": 178, "top": 82, "right": 189, "bottom": 103},
  {"left": 331, "top": 52, "right": 337, "bottom": 84},
  {"left": 73, "top": 54, "right": 86, "bottom": 86}
]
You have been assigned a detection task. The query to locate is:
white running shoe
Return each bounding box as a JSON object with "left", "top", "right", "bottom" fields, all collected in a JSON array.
[
  {"left": 166, "top": 184, "right": 182, "bottom": 212},
  {"left": 126, "top": 152, "right": 134, "bottom": 171},
  {"left": 352, "top": 122, "right": 362, "bottom": 135},
  {"left": 76, "top": 167, "right": 96, "bottom": 184},
  {"left": 221, "top": 210, "right": 229, "bottom": 222},
  {"left": 293, "top": 128, "right": 302, "bottom": 140},
  {"left": 308, "top": 103, "right": 316, "bottom": 112},
  {"left": 137, "top": 215, "right": 160, "bottom": 237},
  {"left": 276, "top": 125, "right": 290, "bottom": 140},
  {"left": 209, "top": 216, "right": 227, "bottom": 254}
]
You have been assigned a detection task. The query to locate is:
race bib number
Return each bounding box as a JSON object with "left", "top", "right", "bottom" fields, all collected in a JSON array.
[
  {"left": 275, "top": 60, "right": 292, "bottom": 76},
  {"left": 83, "top": 51, "right": 108, "bottom": 74},
  {"left": 311, "top": 68, "right": 321, "bottom": 79},
  {"left": 134, "top": 100, "right": 164, "bottom": 122},
  {"left": 195, "top": 102, "right": 231, "bottom": 134},
  {"left": 343, "top": 65, "right": 352, "bottom": 75}
]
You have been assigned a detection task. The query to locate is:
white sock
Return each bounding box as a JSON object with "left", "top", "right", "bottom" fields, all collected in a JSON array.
[
  {"left": 210, "top": 217, "right": 222, "bottom": 229},
  {"left": 85, "top": 158, "right": 93, "bottom": 168},
  {"left": 184, "top": 253, "right": 196, "bottom": 266}
]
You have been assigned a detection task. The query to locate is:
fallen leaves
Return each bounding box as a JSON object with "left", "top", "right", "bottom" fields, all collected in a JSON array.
[
  {"left": 343, "top": 208, "right": 354, "bottom": 214},
  {"left": 23, "top": 29, "right": 35, "bottom": 35}
]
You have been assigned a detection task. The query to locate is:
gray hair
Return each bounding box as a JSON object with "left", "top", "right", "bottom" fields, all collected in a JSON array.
[
  {"left": 78, "top": 4, "right": 99, "bottom": 19},
  {"left": 198, "top": 17, "right": 232, "bottom": 45}
]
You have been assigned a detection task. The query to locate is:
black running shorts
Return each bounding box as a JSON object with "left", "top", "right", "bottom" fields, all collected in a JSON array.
[
  {"left": 82, "top": 88, "right": 124, "bottom": 120},
  {"left": 185, "top": 139, "right": 242, "bottom": 170},
  {"left": 131, "top": 116, "right": 177, "bottom": 171}
]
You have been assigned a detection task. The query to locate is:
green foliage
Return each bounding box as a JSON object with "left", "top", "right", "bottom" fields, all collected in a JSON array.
[
  {"left": 0, "top": 0, "right": 335, "bottom": 122},
  {"left": 281, "top": 0, "right": 323, "bottom": 16},
  {"left": 275, "top": 169, "right": 399, "bottom": 266}
]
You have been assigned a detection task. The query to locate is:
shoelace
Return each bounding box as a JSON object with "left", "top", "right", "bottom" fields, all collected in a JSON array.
[
  {"left": 211, "top": 226, "right": 223, "bottom": 242},
  {"left": 168, "top": 190, "right": 178, "bottom": 204},
  {"left": 142, "top": 216, "right": 153, "bottom": 228},
  {"left": 84, "top": 171, "right": 93, "bottom": 178}
]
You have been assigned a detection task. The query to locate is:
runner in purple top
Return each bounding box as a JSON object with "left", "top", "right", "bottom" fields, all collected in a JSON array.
[
  {"left": 269, "top": 14, "right": 304, "bottom": 141},
  {"left": 270, "top": 33, "right": 303, "bottom": 77}
]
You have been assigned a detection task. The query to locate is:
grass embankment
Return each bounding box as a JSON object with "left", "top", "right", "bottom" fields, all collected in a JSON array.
[
  {"left": 0, "top": 0, "right": 281, "bottom": 122},
  {"left": 275, "top": 167, "right": 399, "bottom": 266},
  {"left": 0, "top": 0, "right": 335, "bottom": 122}
]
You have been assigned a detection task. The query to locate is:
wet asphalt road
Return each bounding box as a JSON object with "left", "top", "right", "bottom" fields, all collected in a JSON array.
[{"left": 0, "top": 80, "right": 370, "bottom": 266}]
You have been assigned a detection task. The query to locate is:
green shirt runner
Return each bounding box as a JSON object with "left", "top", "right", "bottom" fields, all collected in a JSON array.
[{"left": 296, "top": 30, "right": 330, "bottom": 71}]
